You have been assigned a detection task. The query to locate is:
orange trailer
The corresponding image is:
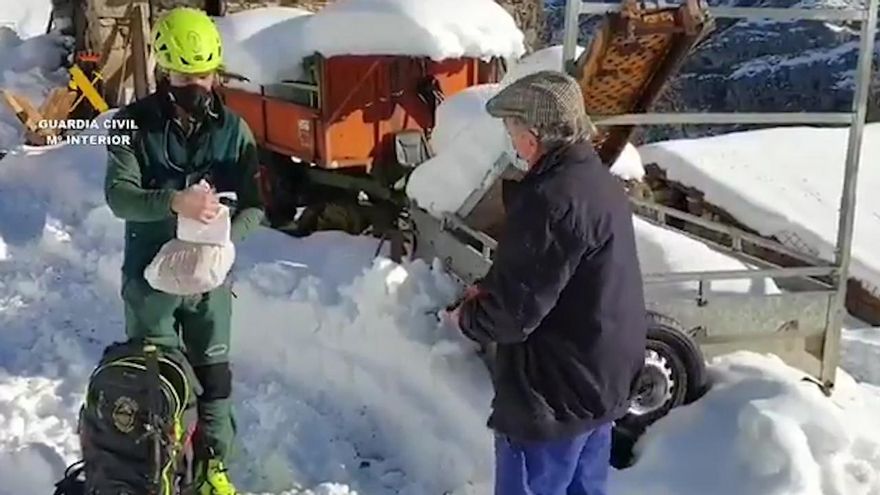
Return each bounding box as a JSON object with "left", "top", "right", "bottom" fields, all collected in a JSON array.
[
  {"left": 221, "top": 55, "right": 500, "bottom": 171},
  {"left": 217, "top": 53, "right": 502, "bottom": 244}
]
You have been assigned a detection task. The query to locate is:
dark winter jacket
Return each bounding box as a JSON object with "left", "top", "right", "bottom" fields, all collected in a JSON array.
[
  {"left": 459, "top": 140, "right": 647, "bottom": 443},
  {"left": 104, "top": 90, "right": 265, "bottom": 279}
]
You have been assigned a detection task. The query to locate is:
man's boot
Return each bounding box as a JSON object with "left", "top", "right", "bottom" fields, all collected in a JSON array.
[{"left": 193, "top": 456, "right": 238, "bottom": 495}]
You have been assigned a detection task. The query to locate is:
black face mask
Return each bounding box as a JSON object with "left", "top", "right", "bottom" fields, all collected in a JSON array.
[{"left": 167, "top": 84, "right": 213, "bottom": 121}]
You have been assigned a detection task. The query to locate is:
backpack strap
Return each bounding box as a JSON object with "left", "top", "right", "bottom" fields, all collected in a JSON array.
[
  {"left": 143, "top": 344, "right": 164, "bottom": 494},
  {"left": 53, "top": 461, "right": 85, "bottom": 495}
]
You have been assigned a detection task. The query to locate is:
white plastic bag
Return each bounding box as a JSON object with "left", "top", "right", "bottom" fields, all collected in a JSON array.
[
  {"left": 144, "top": 239, "right": 235, "bottom": 295},
  {"left": 176, "top": 185, "right": 237, "bottom": 246}
]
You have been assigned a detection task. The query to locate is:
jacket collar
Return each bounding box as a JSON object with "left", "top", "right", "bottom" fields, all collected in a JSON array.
[{"left": 525, "top": 140, "right": 595, "bottom": 180}]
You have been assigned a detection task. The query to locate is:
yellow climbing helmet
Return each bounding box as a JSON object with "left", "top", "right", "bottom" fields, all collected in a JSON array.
[{"left": 152, "top": 7, "right": 223, "bottom": 74}]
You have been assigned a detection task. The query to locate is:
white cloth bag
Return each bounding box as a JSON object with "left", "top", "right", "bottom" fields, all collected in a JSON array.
[
  {"left": 145, "top": 183, "right": 237, "bottom": 295},
  {"left": 176, "top": 191, "right": 237, "bottom": 245}
]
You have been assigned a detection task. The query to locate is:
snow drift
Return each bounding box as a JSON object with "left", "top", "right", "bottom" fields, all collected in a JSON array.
[{"left": 215, "top": 0, "right": 525, "bottom": 86}]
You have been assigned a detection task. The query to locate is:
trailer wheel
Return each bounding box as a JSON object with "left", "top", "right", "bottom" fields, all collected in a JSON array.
[{"left": 611, "top": 312, "right": 707, "bottom": 468}]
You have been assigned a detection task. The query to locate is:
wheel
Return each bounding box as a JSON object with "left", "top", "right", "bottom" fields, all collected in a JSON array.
[{"left": 611, "top": 312, "right": 707, "bottom": 469}]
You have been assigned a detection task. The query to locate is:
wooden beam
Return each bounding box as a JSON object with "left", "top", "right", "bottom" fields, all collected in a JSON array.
[
  {"left": 39, "top": 87, "right": 78, "bottom": 122},
  {"left": 1, "top": 90, "right": 54, "bottom": 145},
  {"left": 130, "top": 3, "right": 155, "bottom": 99}
]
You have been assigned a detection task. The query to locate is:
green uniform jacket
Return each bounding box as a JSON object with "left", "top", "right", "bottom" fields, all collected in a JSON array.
[{"left": 104, "top": 91, "right": 265, "bottom": 279}]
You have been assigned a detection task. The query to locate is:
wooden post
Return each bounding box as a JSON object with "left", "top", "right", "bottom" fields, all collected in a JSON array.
[{"left": 130, "top": 3, "right": 155, "bottom": 99}]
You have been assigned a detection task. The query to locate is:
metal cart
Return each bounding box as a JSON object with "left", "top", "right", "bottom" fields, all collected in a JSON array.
[{"left": 409, "top": 0, "right": 879, "bottom": 455}]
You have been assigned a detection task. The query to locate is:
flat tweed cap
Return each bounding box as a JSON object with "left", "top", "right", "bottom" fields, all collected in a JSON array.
[{"left": 486, "top": 70, "right": 589, "bottom": 131}]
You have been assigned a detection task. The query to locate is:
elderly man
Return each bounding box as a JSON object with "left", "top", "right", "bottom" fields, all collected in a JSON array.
[{"left": 451, "top": 70, "right": 647, "bottom": 495}]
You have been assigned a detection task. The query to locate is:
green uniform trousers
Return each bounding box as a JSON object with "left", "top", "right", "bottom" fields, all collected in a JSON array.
[{"left": 121, "top": 275, "right": 236, "bottom": 461}]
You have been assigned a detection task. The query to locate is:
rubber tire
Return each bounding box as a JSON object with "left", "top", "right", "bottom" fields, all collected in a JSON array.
[
  {"left": 611, "top": 312, "right": 707, "bottom": 469},
  {"left": 646, "top": 311, "right": 708, "bottom": 406}
]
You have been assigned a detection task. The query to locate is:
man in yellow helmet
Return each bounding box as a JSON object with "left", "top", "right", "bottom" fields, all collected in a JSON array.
[{"left": 103, "top": 7, "right": 264, "bottom": 494}]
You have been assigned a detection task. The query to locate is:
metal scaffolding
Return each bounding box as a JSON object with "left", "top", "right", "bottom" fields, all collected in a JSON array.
[{"left": 561, "top": 0, "right": 880, "bottom": 387}]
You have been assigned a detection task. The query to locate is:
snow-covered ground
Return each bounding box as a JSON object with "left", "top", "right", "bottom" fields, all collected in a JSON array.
[
  {"left": 215, "top": 0, "right": 524, "bottom": 86},
  {"left": 3, "top": 5, "right": 880, "bottom": 495},
  {"left": 2, "top": 119, "right": 880, "bottom": 495}
]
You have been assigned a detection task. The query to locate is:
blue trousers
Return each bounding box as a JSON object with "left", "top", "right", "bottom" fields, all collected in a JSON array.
[{"left": 495, "top": 423, "right": 612, "bottom": 495}]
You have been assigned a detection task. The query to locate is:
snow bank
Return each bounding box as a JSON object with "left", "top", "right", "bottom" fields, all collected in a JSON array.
[
  {"left": 0, "top": 117, "right": 494, "bottom": 494},
  {"left": 639, "top": 125, "right": 880, "bottom": 296},
  {"left": 0, "top": 29, "right": 72, "bottom": 152},
  {"left": 216, "top": 0, "right": 524, "bottom": 85},
  {"left": 406, "top": 44, "right": 645, "bottom": 215},
  {"left": 0, "top": 0, "right": 52, "bottom": 39},
  {"left": 611, "top": 352, "right": 880, "bottom": 495}
]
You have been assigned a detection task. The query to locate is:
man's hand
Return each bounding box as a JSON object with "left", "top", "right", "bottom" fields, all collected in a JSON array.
[
  {"left": 171, "top": 185, "right": 220, "bottom": 223},
  {"left": 462, "top": 284, "right": 482, "bottom": 301},
  {"left": 445, "top": 305, "right": 462, "bottom": 327}
]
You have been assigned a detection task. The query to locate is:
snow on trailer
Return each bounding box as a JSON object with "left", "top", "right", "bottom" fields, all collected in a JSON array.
[
  {"left": 406, "top": 0, "right": 880, "bottom": 463},
  {"left": 212, "top": 0, "right": 524, "bottom": 235}
]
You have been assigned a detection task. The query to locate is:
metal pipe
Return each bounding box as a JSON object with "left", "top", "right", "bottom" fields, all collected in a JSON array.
[
  {"left": 562, "top": 0, "right": 583, "bottom": 74},
  {"left": 632, "top": 199, "right": 831, "bottom": 267},
  {"left": 820, "top": 0, "right": 879, "bottom": 387},
  {"left": 577, "top": 2, "right": 867, "bottom": 21},
  {"left": 594, "top": 112, "right": 853, "bottom": 126},
  {"left": 643, "top": 266, "right": 837, "bottom": 284}
]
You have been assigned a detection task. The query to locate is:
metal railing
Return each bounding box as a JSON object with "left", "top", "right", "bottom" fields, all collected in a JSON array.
[{"left": 561, "top": 0, "right": 880, "bottom": 387}]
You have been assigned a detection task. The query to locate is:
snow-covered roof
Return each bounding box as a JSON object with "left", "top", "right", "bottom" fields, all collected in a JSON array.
[{"left": 215, "top": 0, "right": 525, "bottom": 85}]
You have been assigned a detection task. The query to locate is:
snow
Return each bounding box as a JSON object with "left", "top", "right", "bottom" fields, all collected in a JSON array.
[
  {"left": 215, "top": 0, "right": 525, "bottom": 85},
  {"left": 639, "top": 125, "right": 880, "bottom": 298},
  {"left": 406, "top": 84, "right": 506, "bottom": 214},
  {"left": 730, "top": 41, "right": 858, "bottom": 80},
  {"left": 2, "top": 112, "right": 880, "bottom": 495},
  {"left": 634, "top": 217, "right": 781, "bottom": 297},
  {"left": 407, "top": 44, "right": 642, "bottom": 215},
  {"left": 610, "top": 352, "right": 880, "bottom": 495},
  {"left": 0, "top": 114, "right": 493, "bottom": 494},
  {"left": 0, "top": 29, "right": 72, "bottom": 152},
  {"left": 611, "top": 143, "right": 645, "bottom": 181},
  {"left": 499, "top": 44, "right": 585, "bottom": 86},
  {"left": 0, "top": 0, "right": 52, "bottom": 39},
  {"left": 3, "top": 25, "right": 880, "bottom": 495},
  {"left": 214, "top": 7, "right": 314, "bottom": 87}
]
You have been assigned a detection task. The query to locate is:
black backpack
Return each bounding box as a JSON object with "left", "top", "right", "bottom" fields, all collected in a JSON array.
[{"left": 54, "top": 341, "right": 201, "bottom": 495}]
